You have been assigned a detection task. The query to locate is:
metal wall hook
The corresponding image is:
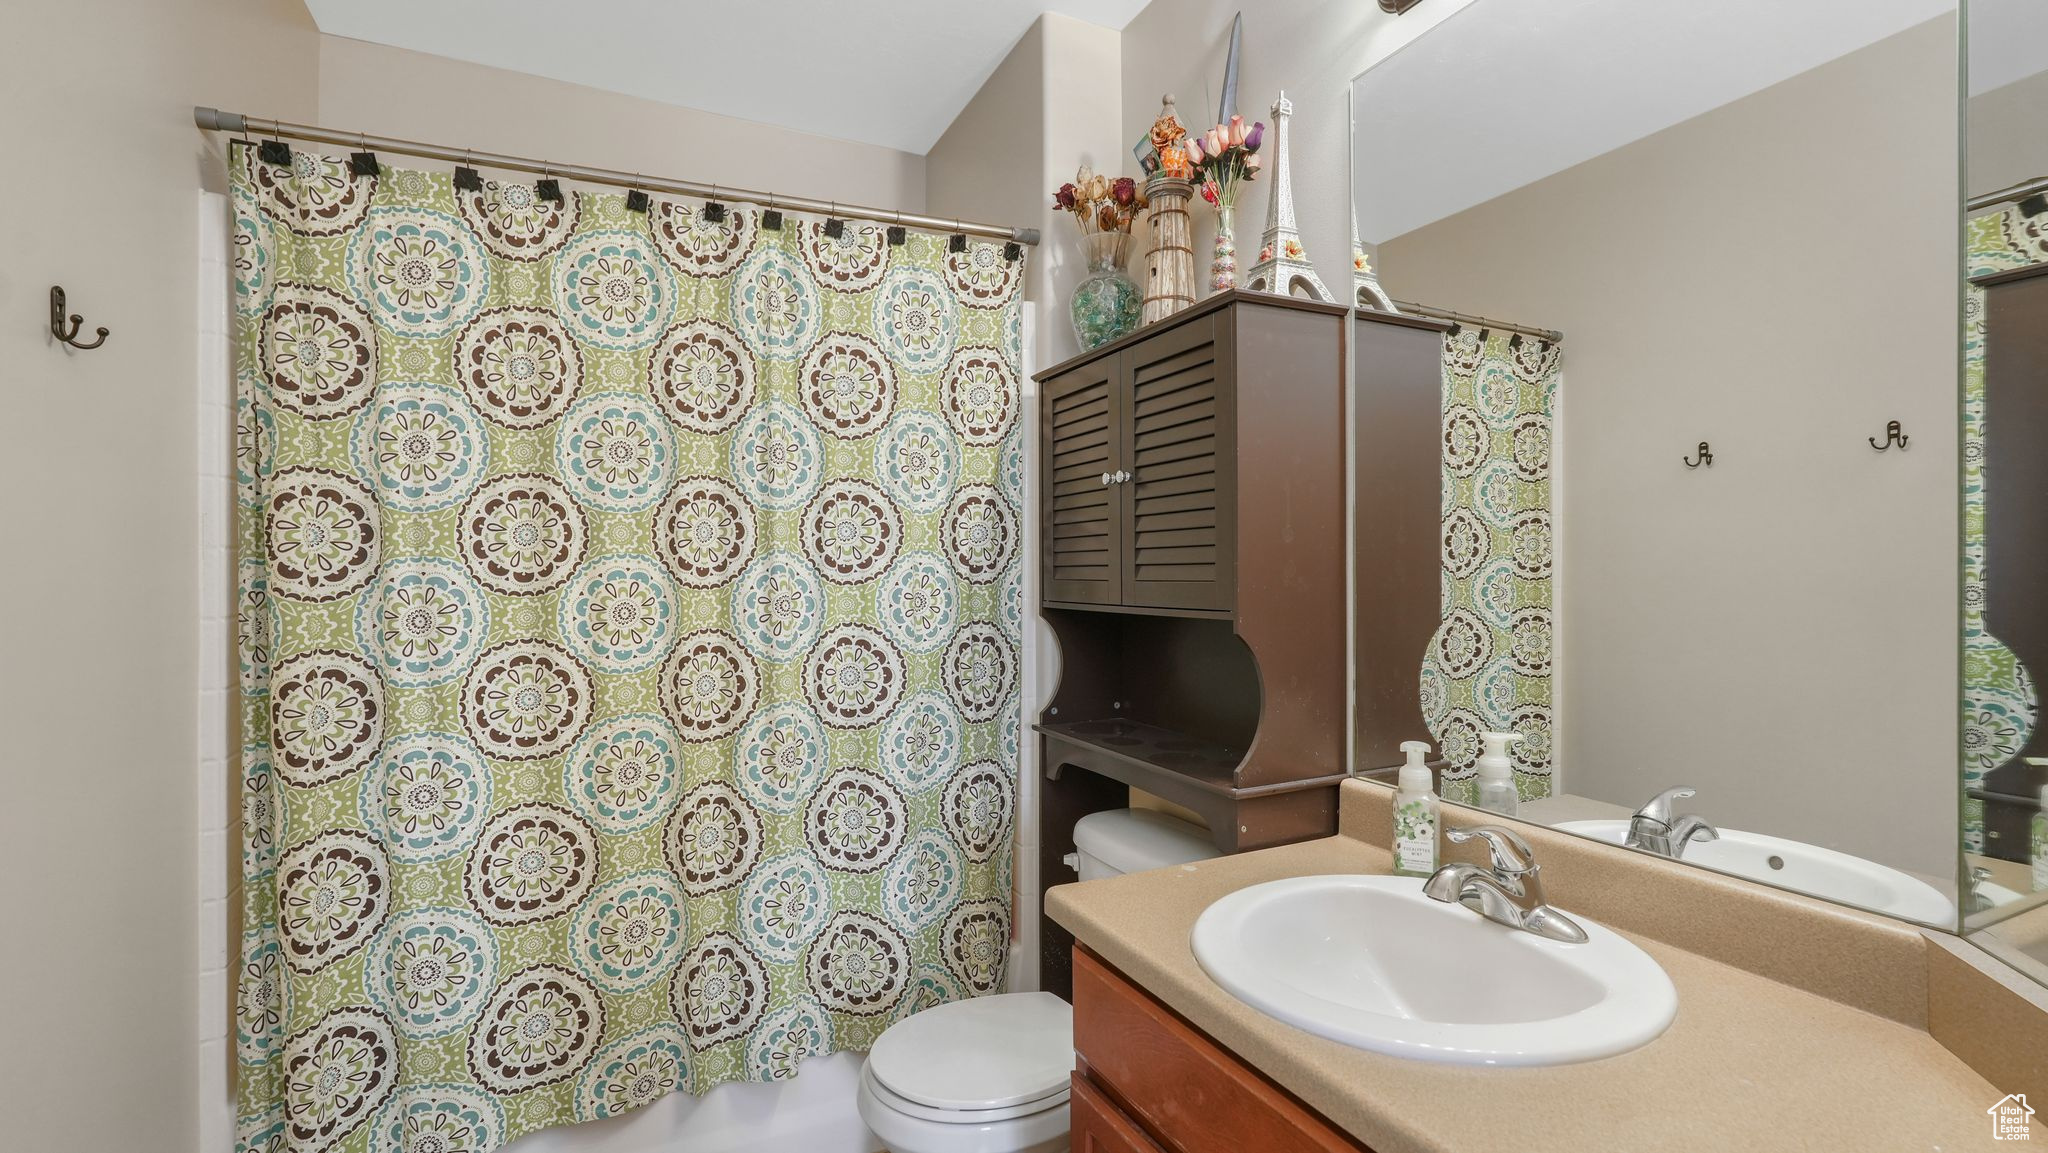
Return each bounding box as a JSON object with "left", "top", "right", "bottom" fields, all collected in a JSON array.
[
  {"left": 1683, "top": 442, "right": 1713, "bottom": 469},
  {"left": 1869, "top": 420, "right": 1909, "bottom": 451},
  {"left": 49, "top": 286, "right": 109, "bottom": 350}
]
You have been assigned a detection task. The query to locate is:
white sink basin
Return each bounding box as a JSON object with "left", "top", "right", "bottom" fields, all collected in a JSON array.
[
  {"left": 1553, "top": 821, "right": 1956, "bottom": 925},
  {"left": 1190, "top": 875, "right": 1676, "bottom": 1066}
]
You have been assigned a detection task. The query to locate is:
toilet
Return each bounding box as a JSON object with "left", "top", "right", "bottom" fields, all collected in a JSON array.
[{"left": 858, "top": 808, "right": 1219, "bottom": 1153}]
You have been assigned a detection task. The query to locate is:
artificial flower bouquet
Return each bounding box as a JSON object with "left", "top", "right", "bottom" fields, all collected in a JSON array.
[{"left": 1187, "top": 115, "right": 1264, "bottom": 210}]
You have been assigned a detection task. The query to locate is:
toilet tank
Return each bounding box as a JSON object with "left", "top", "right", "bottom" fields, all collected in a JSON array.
[{"left": 1070, "top": 808, "right": 1220, "bottom": 881}]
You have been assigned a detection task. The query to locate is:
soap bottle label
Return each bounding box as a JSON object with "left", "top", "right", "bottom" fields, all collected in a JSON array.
[
  {"left": 1394, "top": 801, "right": 1436, "bottom": 876},
  {"left": 2033, "top": 812, "right": 2047, "bottom": 893}
]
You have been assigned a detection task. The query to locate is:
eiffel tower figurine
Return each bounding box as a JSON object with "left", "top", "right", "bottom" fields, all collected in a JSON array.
[
  {"left": 1351, "top": 207, "right": 1396, "bottom": 313},
  {"left": 1244, "top": 91, "right": 1333, "bottom": 303}
]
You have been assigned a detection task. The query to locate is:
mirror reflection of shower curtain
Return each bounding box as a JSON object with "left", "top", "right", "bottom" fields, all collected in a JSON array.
[
  {"left": 1422, "top": 326, "right": 1560, "bottom": 805},
  {"left": 1963, "top": 202, "right": 2044, "bottom": 855}
]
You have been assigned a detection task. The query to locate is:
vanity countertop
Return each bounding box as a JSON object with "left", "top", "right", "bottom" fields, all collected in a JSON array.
[{"left": 1047, "top": 828, "right": 2035, "bottom": 1152}]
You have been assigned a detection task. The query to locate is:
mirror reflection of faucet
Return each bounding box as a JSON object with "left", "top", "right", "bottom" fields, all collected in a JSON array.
[{"left": 1626, "top": 787, "right": 1721, "bottom": 859}]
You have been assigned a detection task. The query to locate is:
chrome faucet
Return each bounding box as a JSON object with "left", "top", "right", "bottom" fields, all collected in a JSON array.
[
  {"left": 1625, "top": 786, "right": 1719, "bottom": 859},
  {"left": 1423, "top": 825, "right": 1589, "bottom": 944},
  {"left": 1964, "top": 866, "right": 1998, "bottom": 915}
]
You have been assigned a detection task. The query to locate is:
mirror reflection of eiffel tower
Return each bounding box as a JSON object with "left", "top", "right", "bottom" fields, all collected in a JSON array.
[{"left": 1244, "top": 91, "right": 1332, "bottom": 303}]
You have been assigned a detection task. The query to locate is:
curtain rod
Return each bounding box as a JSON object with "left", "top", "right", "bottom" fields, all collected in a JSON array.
[
  {"left": 1388, "top": 299, "right": 1563, "bottom": 344},
  {"left": 1968, "top": 174, "right": 2048, "bottom": 213},
  {"left": 193, "top": 106, "right": 1041, "bottom": 246}
]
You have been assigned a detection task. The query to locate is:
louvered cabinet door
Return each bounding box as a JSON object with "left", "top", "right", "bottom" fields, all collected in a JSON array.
[
  {"left": 1043, "top": 357, "right": 1125, "bottom": 606},
  {"left": 1122, "top": 316, "right": 1234, "bottom": 612}
]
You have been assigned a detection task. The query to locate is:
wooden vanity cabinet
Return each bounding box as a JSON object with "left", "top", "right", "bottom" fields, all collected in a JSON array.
[{"left": 1071, "top": 947, "right": 1371, "bottom": 1153}]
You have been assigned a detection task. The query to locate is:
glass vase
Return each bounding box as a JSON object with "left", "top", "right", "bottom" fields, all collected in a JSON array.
[
  {"left": 1209, "top": 204, "right": 1238, "bottom": 293},
  {"left": 1069, "top": 230, "right": 1142, "bottom": 351}
]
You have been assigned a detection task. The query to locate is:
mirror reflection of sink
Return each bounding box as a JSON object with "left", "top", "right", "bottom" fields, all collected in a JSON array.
[
  {"left": 1553, "top": 821, "right": 1955, "bottom": 924},
  {"left": 1977, "top": 878, "right": 2025, "bottom": 908},
  {"left": 1190, "top": 875, "right": 1676, "bottom": 1066}
]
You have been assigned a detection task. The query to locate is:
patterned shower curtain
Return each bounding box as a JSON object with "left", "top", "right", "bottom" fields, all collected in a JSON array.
[
  {"left": 1962, "top": 203, "right": 2043, "bottom": 849},
  {"left": 1422, "top": 326, "right": 1559, "bottom": 802},
  {"left": 229, "top": 147, "right": 1024, "bottom": 1153}
]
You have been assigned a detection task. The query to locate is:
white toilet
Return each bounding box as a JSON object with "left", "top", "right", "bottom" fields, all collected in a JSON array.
[{"left": 858, "top": 808, "right": 1219, "bottom": 1153}]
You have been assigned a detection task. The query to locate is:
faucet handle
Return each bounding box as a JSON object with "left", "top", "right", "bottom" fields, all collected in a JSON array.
[
  {"left": 1634, "top": 786, "right": 1696, "bottom": 825},
  {"left": 1447, "top": 824, "right": 1537, "bottom": 875}
]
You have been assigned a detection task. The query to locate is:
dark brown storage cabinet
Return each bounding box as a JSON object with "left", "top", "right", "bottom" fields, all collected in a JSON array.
[
  {"left": 1044, "top": 312, "right": 1237, "bottom": 613},
  {"left": 1035, "top": 291, "right": 1360, "bottom": 999}
]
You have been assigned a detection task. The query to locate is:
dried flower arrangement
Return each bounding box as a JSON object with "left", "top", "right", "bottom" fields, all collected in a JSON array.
[
  {"left": 1052, "top": 167, "right": 1148, "bottom": 236},
  {"left": 1053, "top": 167, "right": 1149, "bottom": 349}
]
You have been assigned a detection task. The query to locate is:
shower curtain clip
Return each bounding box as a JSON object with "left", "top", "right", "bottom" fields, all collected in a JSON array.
[
  {"left": 702, "top": 184, "right": 726, "bottom": 223},
  {"left": 349, "top": 131, "right": 379, "bottom": 178},
  {"left": 454, "top": 147, "right": 483, "bottom": 192},
  {"left": 535, "top": 161, "right": 563, "bottom": 205},
  {"left": 625, "top": 172, "right": 649, "bottom": 214},
  {"left": 887, "top": 211, "right": 907, "bottom": 247},
  {"left": 824, "top": 202, "right": 845, "bottom": 239},
  {"left": 762, "top": 193, "right": 784, "bottom": 232},
  {"left": 949, "top": 220, "right": 968, "bottom": 253}
]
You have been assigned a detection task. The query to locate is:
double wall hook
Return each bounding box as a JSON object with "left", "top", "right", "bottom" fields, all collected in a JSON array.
[
  {"left": 1683, "top": 441, "right": 1713, "bottom": 469},
  {"left": 49, "top": 286, "right": 108, "bottom": 350},
  {"left": 1869, "top": 420, "right": 1909, "bottom": 451}
]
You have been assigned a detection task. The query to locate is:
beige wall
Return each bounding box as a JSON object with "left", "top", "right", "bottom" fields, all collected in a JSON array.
[
  {"left": 0, "top": 2, "right": 320, "bottom": 1151},
  {"left": 1969, "top": 66, "right": 2048, "bottom": 198},
  {"left": 1379, "top": 18, "right": 1961, "bottom": 877},
  {"left": 928, "top": 13, "right": 1126, "bottom": 370},
  {"left": 928, "top": 20, "right": 1049, "bottom": 306},
  {"left": 318, "top": 36, "right": 927, "bottom": 212}
]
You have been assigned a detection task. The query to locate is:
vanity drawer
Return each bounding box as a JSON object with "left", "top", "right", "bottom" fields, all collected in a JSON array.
[
  {"left": 1070, "top": 1072, "right": 1171, "bottom": 1153},
  {"left": 1072, "top": 946, "right": 1369, "bottom": 1153}
]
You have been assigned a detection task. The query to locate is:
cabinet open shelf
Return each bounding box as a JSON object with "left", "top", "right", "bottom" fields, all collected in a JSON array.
[{"left": 1036, "top": 716, "right": 1243, "bottom": 793}]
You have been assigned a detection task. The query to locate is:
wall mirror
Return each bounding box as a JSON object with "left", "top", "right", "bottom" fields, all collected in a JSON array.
[
  {"left": 1960, "top": 0, "right": 2048, "bottom": 984},
  {"left": 1348, "top": 0, "right": 1969, "bottom": 927}
]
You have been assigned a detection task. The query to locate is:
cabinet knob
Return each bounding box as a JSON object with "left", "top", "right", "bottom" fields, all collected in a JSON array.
[
  {"left": 1114, "top": 469, "right": 1132, "bottom": 484},
  {"left": 1101, "top": 472, "right": 1115, "bottom": 486}
]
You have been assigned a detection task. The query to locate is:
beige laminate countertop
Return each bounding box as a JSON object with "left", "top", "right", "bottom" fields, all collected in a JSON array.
[{"left": 1047, "top": 832, "right": 2034, "bottom": 1153}]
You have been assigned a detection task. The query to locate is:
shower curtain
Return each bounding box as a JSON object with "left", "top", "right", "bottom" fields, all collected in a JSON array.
[
  {"left": 1962, "top": 203, "right": 2043, "bottom": 849},
  {"left": 230, "top": 147, "right": 1024, "bottom": 1153},
  {"left": 1423, "top": 326, "right": 1559, "bottom": 802}
]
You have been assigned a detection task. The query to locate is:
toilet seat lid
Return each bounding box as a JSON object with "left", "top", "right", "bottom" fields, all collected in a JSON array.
[{"left": 867, "top": 992, "right": 1074, "bottom": 1111}]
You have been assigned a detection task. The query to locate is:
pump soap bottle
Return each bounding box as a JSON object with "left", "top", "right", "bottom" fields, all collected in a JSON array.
[
  {"left": 1392, "top": 740, "right": 1440, "bottom": 878},
  {"left": 1475, "top": 731, "right": 1525, "bottom": 817}
]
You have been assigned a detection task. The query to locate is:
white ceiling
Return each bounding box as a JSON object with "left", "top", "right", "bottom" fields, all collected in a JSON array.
[
  {"left": 302, "top": 0, "right": 1150, "bottom": 154},
  {"left": 1353, "top": 0, "right": 1958, "bottom": 243}
]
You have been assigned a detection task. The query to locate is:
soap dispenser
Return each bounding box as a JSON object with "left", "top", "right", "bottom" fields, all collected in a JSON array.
[
  {"left": 2033, "top": 782, "right": 2048, "bottom": 894},
  {"left": 1392, "top": 740, "right": 1439, "bottom": 878},
  {"left": 1474, "top": 731, "right": 1524, "bottom": 817}
]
